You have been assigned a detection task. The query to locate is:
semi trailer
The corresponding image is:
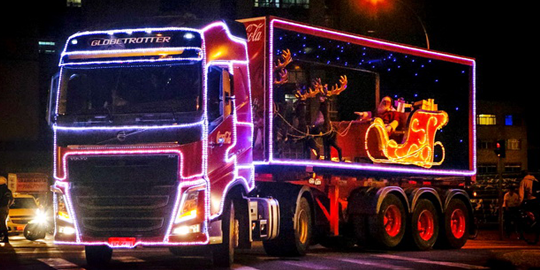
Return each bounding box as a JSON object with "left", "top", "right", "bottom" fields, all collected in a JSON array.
[{"left": 48, "top": 16, "right": 476, "bottom": 266}]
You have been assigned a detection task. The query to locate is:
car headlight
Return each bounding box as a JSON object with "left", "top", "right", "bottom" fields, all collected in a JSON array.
[{"left": 34, "top": 209, "right": 48, "bottom": 224}]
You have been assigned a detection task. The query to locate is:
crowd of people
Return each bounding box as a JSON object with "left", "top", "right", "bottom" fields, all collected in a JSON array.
[{"left": 503, "top": 171, "right": 539, "bottom": 238}]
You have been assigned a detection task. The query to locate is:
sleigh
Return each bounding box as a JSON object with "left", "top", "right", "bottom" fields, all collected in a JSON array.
[{"left": 334, "top": 101, "right": 448, "bottom": 168}]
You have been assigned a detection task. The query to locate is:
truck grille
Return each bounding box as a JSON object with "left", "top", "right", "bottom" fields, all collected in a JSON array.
[{"left": 67, "top": 154, "right": 179, "bottom": 239}]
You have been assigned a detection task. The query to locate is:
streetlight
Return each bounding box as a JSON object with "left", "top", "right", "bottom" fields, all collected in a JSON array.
[{"left": 357, "top": 0, "right": 430, "bottom": 50}]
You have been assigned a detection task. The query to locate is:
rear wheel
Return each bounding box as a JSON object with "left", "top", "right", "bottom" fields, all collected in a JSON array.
[
  {"left": 368, "top": 194, "right": 406, "bottom": 248},
  {"left": 85, "top": 245, "right": 112, "bottom": 266},
  {"left": 409, "top": 199, "right": 439, "bottom": 250},
  {"left": 263, "top": 197, "right": 312, "bottom": 256},
  {"left": 438, "top": 199, "right": 469, "bottom": 249}
]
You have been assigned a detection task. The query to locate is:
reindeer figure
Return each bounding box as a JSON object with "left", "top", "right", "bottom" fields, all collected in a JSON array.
[
  {"left": 272, "top": 49, "right": 293, "bottom": 157},
  {"left": 294, "top": 86, "right": 322, "bottom": 159},
  {"left": 311, "top": 76, "right": 348, "bottom": 161}
]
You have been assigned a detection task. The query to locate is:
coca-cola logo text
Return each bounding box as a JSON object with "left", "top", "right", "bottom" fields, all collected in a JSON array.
[{"left": 245, "top": 23, "right": 264, "bottom": 43}]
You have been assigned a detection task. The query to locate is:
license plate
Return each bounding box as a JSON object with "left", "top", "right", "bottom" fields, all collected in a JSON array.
[{"left": 108, "top": 237, "right": 136, "bottom": 247}]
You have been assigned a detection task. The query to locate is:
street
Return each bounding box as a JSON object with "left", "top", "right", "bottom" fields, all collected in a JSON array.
[{"left": 1, "top": 230, "right": 539, "bottom": 270}]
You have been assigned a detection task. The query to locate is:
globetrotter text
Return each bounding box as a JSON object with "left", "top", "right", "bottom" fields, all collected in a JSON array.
[{"left": 90, "top": 36, "right": 172, "bottom": 46}]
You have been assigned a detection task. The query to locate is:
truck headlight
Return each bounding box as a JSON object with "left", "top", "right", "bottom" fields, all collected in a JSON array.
[
  {"left": 55, "top": 193, "right": 73, "bottom": 223},
  {"left": 175, "top": 187, "right": 205, "bottom": 224}
]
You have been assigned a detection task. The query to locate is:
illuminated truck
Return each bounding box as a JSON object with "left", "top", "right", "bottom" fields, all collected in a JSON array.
[{"left": 48, "top": 17, "right": 476, "bottom": 266}]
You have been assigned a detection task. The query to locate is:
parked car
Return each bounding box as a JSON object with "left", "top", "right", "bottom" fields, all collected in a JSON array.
[{"left": 7, "top": 194, "right": 39, "bottom": 234}]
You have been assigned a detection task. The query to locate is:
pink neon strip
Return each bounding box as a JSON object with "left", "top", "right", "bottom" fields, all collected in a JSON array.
[{"left": 267, "top": 18, "right": 476, "bottom": 176}]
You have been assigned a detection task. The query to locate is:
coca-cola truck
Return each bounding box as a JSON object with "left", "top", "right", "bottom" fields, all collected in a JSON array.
[{"left": 48, "top": 16, "right": 476, "bottom": 266}]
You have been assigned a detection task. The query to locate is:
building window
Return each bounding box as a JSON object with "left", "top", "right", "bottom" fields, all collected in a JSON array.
[
  {"left": 38, "top": 41, "right": 56, "bottom": 54},
  {"left": 504, "top": 163, "right": 522, "bottom": 173},
  {"left": 477, "top": 114, "right": 496, "bottom": 126},
  {"left": 478, "top": 140, "right": 494, "bottom": 150},
  {"left": 478, "top": 164, "right": 497, "bottom": 174},
  {"left": 254, "top": 0, "right": 309, "bottom": 8},
  {"left": 67, "top": 0, "right": 81, "bottom": 7},
  {"left": 505, "top": 115, "right": 513, "bottom": 126},
  {"left": 507, "top": 139, "right": 521, "bottom": 150}
]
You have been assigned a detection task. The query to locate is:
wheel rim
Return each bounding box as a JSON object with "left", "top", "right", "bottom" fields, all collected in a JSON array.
[
  {"left": 450, "top": 209, "right": 466, "bottom": 239},
  {"left": 297, "top": 209, "right": 309, "bottom": 244},
  {"left": 417, "top": 209, "right": 435, "bottom": 241},
  {"left": 384, "top": 205, "right": 402, "bottom": 237}
]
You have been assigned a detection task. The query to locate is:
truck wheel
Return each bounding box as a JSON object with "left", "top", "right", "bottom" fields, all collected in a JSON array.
[
  {"left": 368, "top": 194, "right": 406, "bottom": 248},
  {"left": 85, "top": 245, "right": 112, "bottom": 266},
  {"left": 438, "top": 199, "right": 469, "bottom": 249},
  {"left": 263, "top": 197, "right": 312, "bottom": 256},
  {"left": 212, "top": 200, "right": 238, "bottom": 267},
  {"left": 409, "top": 199, "right": 439, "bottom": 250}
]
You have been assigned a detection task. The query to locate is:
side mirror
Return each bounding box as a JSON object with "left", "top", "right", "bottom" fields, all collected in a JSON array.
[{"left": 47, "top": 73, "right": 60, "bottom": 126}]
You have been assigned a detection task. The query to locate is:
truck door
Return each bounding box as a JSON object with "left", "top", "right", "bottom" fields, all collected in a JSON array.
[{"left": 207, "top": 66, "right": 236, "bottom": 216}]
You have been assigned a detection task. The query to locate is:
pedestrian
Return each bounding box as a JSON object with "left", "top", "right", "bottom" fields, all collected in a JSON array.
[
  {"left": 0, "top": 176, "right": 14, "bottom": 243},
  {"left": 503, "top": 185, "right": 520, "bottom": 238},
  {"left": 518, "top": 171, "right": 540, "bottom": 227},
  {"left": 519, "top": 171, "right": 539, "bottom": 203}
]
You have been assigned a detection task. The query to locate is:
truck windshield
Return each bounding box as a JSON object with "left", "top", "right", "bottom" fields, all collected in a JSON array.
[{"left": 58, "top": 62, "right": 202, "bottom": 115}]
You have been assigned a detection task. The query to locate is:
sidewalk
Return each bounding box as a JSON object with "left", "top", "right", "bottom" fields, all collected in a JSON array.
[{"left": 467, "top": 229, "right": 540, "bottom": 270}]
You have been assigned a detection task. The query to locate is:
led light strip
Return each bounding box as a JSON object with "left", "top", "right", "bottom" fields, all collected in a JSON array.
[
  {"left": 267, "top": 18, "right": 476, "bottom": 176},
  {"left": 52, "top": 21, "right": 253, "bottom": 247}
]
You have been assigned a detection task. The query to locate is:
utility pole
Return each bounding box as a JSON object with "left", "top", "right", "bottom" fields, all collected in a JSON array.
[{"left": 495, "top": 140, "right": 506, "bottom": 240}]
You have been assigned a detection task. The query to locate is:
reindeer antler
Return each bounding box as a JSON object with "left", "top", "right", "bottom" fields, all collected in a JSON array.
[
  {"left": 274, "top": 49, "right": 292, "bottom": 71},
  {"left": 308, "top": 78, "right": 325, "bottom": 96},
  {"left": 274, "top": 69, "right": 288, "bottom": 85},
  {"left": 295, "top": 84, "right": 321, "bottom": 101},
  {"left": 325, "top": 75, "right": 348, "bottom": 97},
  {"left": 273, "top": 49, "right": 292, "bottom": 85}
]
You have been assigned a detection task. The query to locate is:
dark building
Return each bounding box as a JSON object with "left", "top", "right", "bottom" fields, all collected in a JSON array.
[{"left": 0, "top": 0, "right": 535, "bottom": 179}]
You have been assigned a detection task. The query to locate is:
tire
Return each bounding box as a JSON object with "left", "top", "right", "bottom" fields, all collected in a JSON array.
[
  {"left": 24, "top": 223, "right": 46, "bottom": 241},
  {"left": 263, "top": 197, "right": 312, "bottom": 256},
  {"left": 351, "top": 214, "right": 368, "bottom": 247},
  {"left": 408, "top": 199, "right": 439, "bottom": 250},
  {"left": 212, "top": 200, "right": 238, "bottom": 267},
  {"left": 368, "top": 193, "right": 406, "bottom": 249},
  {"left": 438, "top": 199, "right": 469, "bottom": 249},
  {"left": 85, "top": 245, "right": 112, "bottom": 266}
]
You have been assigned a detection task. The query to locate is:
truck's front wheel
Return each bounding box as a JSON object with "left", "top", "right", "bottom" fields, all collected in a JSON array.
[
  {"left": 85, "top": 245, "right": 112, "bottom": 266},
  {"left": 212, "top": 200, "right": 238, "bottom": 267},
  {"left": 263, "top": 197, "right": 312, "bottom": 256}
]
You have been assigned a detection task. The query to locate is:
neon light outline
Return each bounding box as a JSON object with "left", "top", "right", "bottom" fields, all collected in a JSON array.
[
  {"left": 365, "top": 110, "right": 448, "bottom": 168},
  {"left": 52, "top": 21, "right": 254, "bottom": 247},
  {"left": 267, "top": 18, "right": 476, "bottom": 176}
]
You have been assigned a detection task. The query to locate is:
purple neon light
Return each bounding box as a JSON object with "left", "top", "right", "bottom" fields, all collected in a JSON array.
[
  {"left": 52, "top": 21, "right": 254, "bottom": 247},
  {"left": 267, "top": 18, "right": 476, "bottom": 176}
]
